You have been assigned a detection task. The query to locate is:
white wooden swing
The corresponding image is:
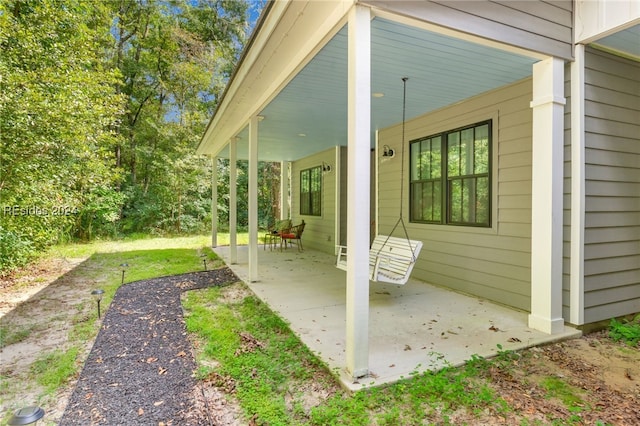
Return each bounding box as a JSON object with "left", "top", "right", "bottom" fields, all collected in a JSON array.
[{"left": 336, "top": 78, "right": 423, "bottom": 285}]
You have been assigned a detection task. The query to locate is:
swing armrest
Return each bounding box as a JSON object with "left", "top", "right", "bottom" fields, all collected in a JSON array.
[{"left": 335, "top": 245, "right": 348, "bottom": 269}]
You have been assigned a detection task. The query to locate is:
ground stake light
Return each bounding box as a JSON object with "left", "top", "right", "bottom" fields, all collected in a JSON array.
[
  {"left": 200, "top": 254, "right": 208, "bottom": 271},
  {"left": 8, "top": 406, "right": 44, "bottom": 425},
  {"left": 119, "top": 263, "right": 129, "bottom": 284},
  {"left": 91, "top": 289, "right": 105, "bottom": 319}
]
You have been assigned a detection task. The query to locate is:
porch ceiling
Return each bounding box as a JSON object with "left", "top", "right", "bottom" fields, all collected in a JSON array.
[
  {"left": 218, "top": 17, "right": 538, "bottom": 162},
  {"left": 591, "top": 24, "right": 640, "bottom": 61}
]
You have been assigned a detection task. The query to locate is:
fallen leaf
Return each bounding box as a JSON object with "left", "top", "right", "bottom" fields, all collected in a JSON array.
[
  {"left": 404, "top": 344, "right": 412, "bottom": 351},
  {"left": 154, "top": 401, "right": 164, "bottom": 406},
  {"left": 489, "top": 325, "right": 500, "bottom": 332},
  {"left": 389, "top": 364, "right": 395, "bottom": 368},
  {"left": 508, "top": 337, "right": 522, "bottom": 343},
  {"left": 158, "top": 367, "right": 167, "bottom": 375},
  {"left": 138, "top": 408, "right": 144, "bottom": 416},
  {"left": 146, "top": 357, "right": 158, "bottom": 363},
  {"left": 176, "top": 351, "right": 186, "bottom": 357}
]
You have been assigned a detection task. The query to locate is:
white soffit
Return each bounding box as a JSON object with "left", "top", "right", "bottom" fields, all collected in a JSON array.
[{"left": 219, "top": 17, "right": 537, "bottom": 162}]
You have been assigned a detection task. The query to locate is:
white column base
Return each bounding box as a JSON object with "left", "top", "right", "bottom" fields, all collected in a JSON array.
[{"left": 528, "top": 313, "right": 566, "bottom": 335}]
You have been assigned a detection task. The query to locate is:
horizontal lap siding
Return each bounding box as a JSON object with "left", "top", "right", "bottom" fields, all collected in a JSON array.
[
  {"left": 378, "top": 79, "right": 533, "bottom": 311},
  {"left": 582, "top": 48, "right": 640, "bottom": 323},
  {"left": 362, "top": 0, "right": 573, "bottom": 60},
  {"left": 291, "top": 148, "right": 338, "bottom": 254}
]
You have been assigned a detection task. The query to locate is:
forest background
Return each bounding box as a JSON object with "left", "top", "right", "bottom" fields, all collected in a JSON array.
[{"left": 1, "top": 0, "right": 274, "bottom": 273}]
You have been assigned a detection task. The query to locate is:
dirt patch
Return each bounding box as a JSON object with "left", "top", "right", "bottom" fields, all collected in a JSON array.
[
  {"left": 478, "top": 335, "right": 640, "bottom": 425},
  {"left": 1, "top": 256, "right": 99, "bottom": 424}
]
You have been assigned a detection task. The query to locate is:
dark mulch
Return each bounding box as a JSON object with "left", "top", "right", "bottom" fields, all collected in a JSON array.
[{"left": 60, "top": 268, "right": 239, "bottom": 426}]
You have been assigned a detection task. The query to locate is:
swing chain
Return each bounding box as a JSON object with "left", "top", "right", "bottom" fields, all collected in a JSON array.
[{"left": 376, "top": 77, "right": 416, "bottom": 262}]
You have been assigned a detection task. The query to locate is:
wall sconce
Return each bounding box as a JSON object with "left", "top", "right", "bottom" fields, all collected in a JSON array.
[
  {"left": 91, "top": 289, "right": 105, "bottom": 319},
  {"left": 381, "top": 145, "right": 395, "bottom": 158},
  {"left": 322, "top": 162, "right": 332, "bottom": 173}
]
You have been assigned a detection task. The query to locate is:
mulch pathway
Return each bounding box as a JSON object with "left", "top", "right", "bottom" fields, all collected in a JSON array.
[{"left": 60, "top": 268, "right": 239, "bottom": 426}]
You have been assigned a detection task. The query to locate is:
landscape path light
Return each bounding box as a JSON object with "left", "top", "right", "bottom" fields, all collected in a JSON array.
[
  {"left": 8, "top": 406, "right": 44, "bottom": 425},
  {"left": 200, "top": 254, "right": 208, "bottom": 271},
  {"left": 119, "top": 263, "right": 129, "bottom": 285},
  {"left": 91, "top": 289, "right": 105, "bottom": 319}
]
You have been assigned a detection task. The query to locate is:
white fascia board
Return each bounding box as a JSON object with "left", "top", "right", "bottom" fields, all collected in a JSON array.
[
  {"left": 197, "top": 0, "right": 289, "bottom": 155},
  {"left": 197, "top": 0, "right": 352, "bottom": 156},
  {"left": 575, "top": 0, "right": 640, "bottom": 44}
]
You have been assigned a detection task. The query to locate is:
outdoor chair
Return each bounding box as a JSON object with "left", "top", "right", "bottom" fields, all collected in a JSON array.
[{"left": 280, "top": 221, "right": 305, "bottom": 252}]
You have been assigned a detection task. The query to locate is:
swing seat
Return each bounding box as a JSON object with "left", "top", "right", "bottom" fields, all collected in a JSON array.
[{"left": 335, "top": 235, "right": 423, "bottom": 285}]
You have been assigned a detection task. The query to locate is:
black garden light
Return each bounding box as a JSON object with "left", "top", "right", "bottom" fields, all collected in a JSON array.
[
  {"left": 119, "top": 263, "right": 129, "bottom": 284},
  {"left": 8, "top": 406, "right": 44, "bottom": 425},
  {"left": 200, "top": 254, "right": 208, "bottom": 271},
  {"left": 91, "top": 289, "right": 105, "bottom": 319}
]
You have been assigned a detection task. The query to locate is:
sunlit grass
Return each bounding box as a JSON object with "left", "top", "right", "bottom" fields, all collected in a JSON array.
[
  {"left": 49, "top": 233, "right": 249, "bottom": 259},
  {"left": 30, "top": 347, "right": 80, "bottom": 395}
]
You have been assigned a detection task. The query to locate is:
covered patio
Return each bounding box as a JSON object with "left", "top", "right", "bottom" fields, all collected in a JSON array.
[
  {"left": 200, "top": 1, "right": 585, "bottom": 382},
  {"left": 214, "top": 245, "right": 580, "bottom": 391}
]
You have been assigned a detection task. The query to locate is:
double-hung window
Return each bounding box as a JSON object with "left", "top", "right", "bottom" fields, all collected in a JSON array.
[
  {"left": 300, "top": 166, "right": 322, "bottom": 216},
  {"left": 410, "top": 120, "right": 491, "bottom": 227}
]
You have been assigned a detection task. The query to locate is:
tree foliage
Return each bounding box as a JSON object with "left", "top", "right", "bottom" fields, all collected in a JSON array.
[
  {"left": 109, "top": 0, "right": 251, "bottom": 235},
  {"left": 1, "top": 0, "right": 274, "bottom": 273},
  {"left": 1, "top": 0, "right": 125, "bottom": 268}
]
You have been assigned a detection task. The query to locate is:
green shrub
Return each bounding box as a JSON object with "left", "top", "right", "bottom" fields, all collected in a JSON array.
[
  {"left": 0, "top": 226, "right": 36, "bottom": 274},
  {"left": 609, "top": 315, "right": 640, "bottom": 346}
]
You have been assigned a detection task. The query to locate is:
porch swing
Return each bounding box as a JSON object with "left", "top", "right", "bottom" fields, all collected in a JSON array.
[{"left": 336, "top": 78, "right": 423, "bottom": 285}]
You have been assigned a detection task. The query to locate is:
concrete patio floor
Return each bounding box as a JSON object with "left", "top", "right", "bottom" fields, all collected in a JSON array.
[{"left": 213, "top": 244, "right": 581, "bottom": 391}]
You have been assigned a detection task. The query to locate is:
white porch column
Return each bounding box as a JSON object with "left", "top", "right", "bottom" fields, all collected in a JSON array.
[
  {"left": 346, "top": 4, "right": 371, "bottom": 379},
  {"left": 529, "top": 57, "right": 566, "bottom": 334},
  {"left": 280, "top": 161, "right": 290, "bottom": 220},
  {"left": 334, "top": 146, "right": 341, "bottom": 246},
  {"left": 570, "top": 45, "right": 586, "bottom": 325},
  {"left": 248, "top": 116, "right": 259, "bottom": 282},
  {"left": 211, "top": 156, "right": 218, "bottom": 248},
  {"left": 229, "top": 138, "right": 238, "bottom": 265}
]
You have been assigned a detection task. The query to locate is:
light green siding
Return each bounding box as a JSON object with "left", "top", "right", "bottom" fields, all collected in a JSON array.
[
  {"left": 377, "top": 79, "right": 533, "bottom": 311},
  {"left": 291, "top": 148, "right": 340, "bottom": 254}
]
